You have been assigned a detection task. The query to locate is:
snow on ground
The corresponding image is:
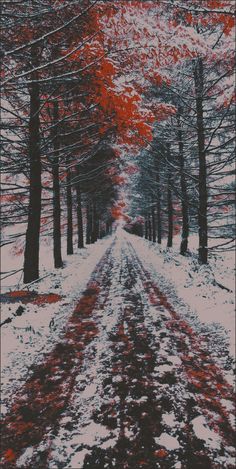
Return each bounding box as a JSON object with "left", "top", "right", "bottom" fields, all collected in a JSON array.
[
  {"left": 43, "top": 234, "right": 235, "bottom": 468},
  {"left": 1, "top": 228, "right": 235, "bottom": 418},
  {"left": 0, "top": 234, "right": 115, "bottom": 416},
  {"left": 191, "top": 415, "right": 221, "bottom": 450},
  {"left": 1, "top": 230, "right": 235, "bottom": 468},
  {"left": 126, "top": 230, "right": 235, "bottom": 361},
  {"left": 46, "top": 238, "right": 125, "bottom": 467}
]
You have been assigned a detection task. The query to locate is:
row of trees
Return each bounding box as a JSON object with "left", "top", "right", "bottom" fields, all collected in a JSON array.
[
  {"left": 1, "top": 0, "right": 235, "bottom": 287},
  {"left": 1, "top": 1, "right": 147, "bottom": 283},
  {"left": 122, "top": 2, "right": 235, "bottom": 263}
]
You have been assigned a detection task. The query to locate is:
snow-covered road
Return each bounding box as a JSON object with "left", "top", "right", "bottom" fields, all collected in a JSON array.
[{"left": 1, "top": 233, "right": 235, "bottom": 468}]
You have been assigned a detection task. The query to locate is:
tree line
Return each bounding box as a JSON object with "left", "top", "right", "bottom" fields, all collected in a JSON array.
[
  {"left": 1, "top": 1, "right": 235, "bottom": 286},
  {"left": 122, "top": 2, "right": 235, "bottom": 263}
]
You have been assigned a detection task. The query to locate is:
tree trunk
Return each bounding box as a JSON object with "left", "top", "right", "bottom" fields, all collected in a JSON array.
[
  {"left": 23, "top": 45, "right": 42, "bottom": 283},
  {"left": 90, "top": 203, "right": 95, "bottom": 244},
  {"left": 152, "top": 203, "right": 156, "bottom": 242},
  {"left": 91, "top": 201, "right": 98, "bottom": 243},
  {"left": 167, "top": 171, "right": 173, "bottom": 248},
  {"left": 66, "top": 159, "right": 73, "bottom": 255},
  {"left": 156, "top": 162, "right": 162, "bottom": 244},
  {"left": 86, "top": 202, "right": 92, "bottom": 244},
  {"left": 106, "top": 220, "right": 110, "bottom": 236},
  {"left": 98, "top": 220, "right": 102, "bottom": 239},
  {"left": 145, "top": 218, "right": 148, "bottom": 239},
  {"left": 52, "top": 99, "right": 63, "bottom": 268},
  {"left": 148, "top": 213, "right": 152, "bottom": 241},
  {"left": 95, "top": 220, "right": 99, "bottom": 241},
  {"left": 177, "top": 108, "right": 189, "bottom": 255},
  {"left": 76, "top": 167, "right": 84, "bottom": 248},
  {"left": 194, "top": 57, "right": 208, "bottom": 264}
]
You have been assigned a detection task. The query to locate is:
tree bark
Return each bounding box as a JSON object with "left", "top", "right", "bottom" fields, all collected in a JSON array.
[
  {"left": 52, "top": 99, "right": 63, "bottom": 268},
  {"left": 95, "top": 207, "right": 99, "bottom": 241},
  {"left": 98, "top": 220, "right": 102, "bottom": 239},
  {"left": 156, "top": 160, "right": 162, "bottom": 244},
  {"left": 66, "top": 158, "right": 73, "bottom": 255},
  {"left": 23, "top": 45, "right": 42, "bottom": 283},
  {"left": 106, "top": 220, "right": 110, "bottom": 236},
  {"left": 145, "top": 218, "right": 148, "bottom": 239},
  {"left": 194, "top": 57, "right": 208, "bottom": 264},
  {"left": 148, "top": 213, "right": 152, "bottom": 241},
  {"left": 86, "top": 201, "right": 92, "bottom": 244},
  {"left": 76, "top": 167, "right": 84, "bottom": 248},
  {"left": 167, "top": 170, "right": 173, "bottom": 248},
  {"left": 152, "top": 203, "right": 157, "bottom": 243},
  {"left": 91, "top": 201, "right": 99, "bottom": 243},
  {"left": 177, "top": 109, "right": 189, "bottom": 255}
]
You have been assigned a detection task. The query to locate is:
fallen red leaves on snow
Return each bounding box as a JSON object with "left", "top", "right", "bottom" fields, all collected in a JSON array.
[{"left": 1, "top": 290, "right": 62, "bottom": 305}]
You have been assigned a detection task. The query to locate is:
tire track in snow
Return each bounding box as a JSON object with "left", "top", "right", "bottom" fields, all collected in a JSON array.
[
  {"left": 0, "top": 241, "right": 116, "bottom": 468},
  {"left": 126, "top": 240, "right": 236, "bottom": 468},
  {"left": 0, "top": 236, "right": 235, "bottom": 468},
  {"left": 81, "top": 239, "right": 235, "bottom": 468}
]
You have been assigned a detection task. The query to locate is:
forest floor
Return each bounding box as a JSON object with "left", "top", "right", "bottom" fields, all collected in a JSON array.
[{"left": 0, "top": 230, "right": 235, "bottom": 468}]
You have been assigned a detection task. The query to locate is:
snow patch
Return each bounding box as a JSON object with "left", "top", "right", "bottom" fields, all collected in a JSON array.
[
  {"left": 155, "top": 364, "right": 174, "bottom": 375},
  {"left": 191, "top": 415, "right": 221, "bottom": 449},
  {"left": 16, "top": 447, "right": 34, "bottom": 467},
  {"left": 67, "top": 449, "right": 90, "bottom": 469},
  {"left": 162, "top": 413, "right": 177, "bottom": 427},
  {"left": 156, "top": 433, "right": 180, "bottom": 450},
  {"left": 80, "top": 383, "right": 97, "bottom": 399}
]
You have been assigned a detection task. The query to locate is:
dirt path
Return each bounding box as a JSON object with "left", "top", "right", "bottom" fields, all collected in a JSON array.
[{"left": 0, "top": 236, "right": 235, "bottom": 468}]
